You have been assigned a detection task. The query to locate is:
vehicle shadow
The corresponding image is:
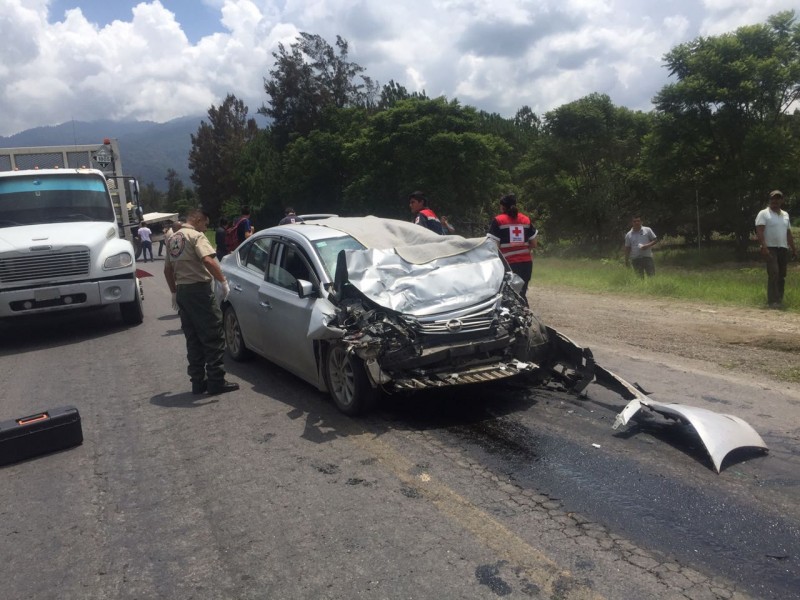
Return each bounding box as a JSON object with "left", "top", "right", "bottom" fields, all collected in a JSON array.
[
  {"left": 192, "top": 354, "right": 546, "bottom": 446},
  {"left": 0, "top": 307, "right": 131, "bottom": 356}
]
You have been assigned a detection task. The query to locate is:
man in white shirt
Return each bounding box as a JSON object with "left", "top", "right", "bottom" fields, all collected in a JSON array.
[
  {"left": 137, "top": 222, "right": 153, "bottom": 262},
  {"left": 755, "top": 190, "right": 797, "bottom": 308},
  {"left": 624, "top": 215, "right": 658, "bottom": 277}
]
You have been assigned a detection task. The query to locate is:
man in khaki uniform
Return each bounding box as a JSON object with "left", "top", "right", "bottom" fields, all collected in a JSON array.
[{"left": 164, "top": 208, "right": 239, "bottom": 395}]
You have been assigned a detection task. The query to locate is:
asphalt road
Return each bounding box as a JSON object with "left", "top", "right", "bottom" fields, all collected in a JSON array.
[{"left": 1, "top": 269, "right": 798, "bottom": 600}]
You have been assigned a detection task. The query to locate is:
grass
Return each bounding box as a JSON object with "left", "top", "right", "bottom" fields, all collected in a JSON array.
[{"left": 533, "top": 245, "right": 798, "bottom": 311}]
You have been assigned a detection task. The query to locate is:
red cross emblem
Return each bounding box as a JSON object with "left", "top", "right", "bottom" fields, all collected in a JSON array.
[{"left": 511, "top": 226, "right": 522, "bottom": 237}]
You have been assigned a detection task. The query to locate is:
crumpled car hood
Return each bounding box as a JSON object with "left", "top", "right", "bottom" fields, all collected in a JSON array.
[
  {"left": 339, "top": 240, "right": 505, "bottom": 316},
  {"left": 317, "top": 216, "right": 506, "bottom": 315}
]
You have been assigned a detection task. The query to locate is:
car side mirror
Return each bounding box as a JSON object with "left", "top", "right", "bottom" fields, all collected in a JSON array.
[{"left": 296, "top": 279, "right": 316, "bottom": 299}]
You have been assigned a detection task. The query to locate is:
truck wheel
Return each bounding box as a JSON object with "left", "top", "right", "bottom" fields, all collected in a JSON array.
[
  {"left": 120, "top": 279, "right": 144, "bottom": 325},
  {"left": 133, "top": 238, "right": 143, "bottom": 260},
  {"left": 323, "top": 344, "right": 377, "bottom": 416},
  {"left": 223, "top": 305, "right": 251, "bottom": 360}
]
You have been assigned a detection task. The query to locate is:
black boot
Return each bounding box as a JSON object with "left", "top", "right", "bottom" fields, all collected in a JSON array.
[
  {"left": 191, "top": 380, "right": 208, "bottom": 395},
  {"left": 208, "top": 380, "right": 240, "bottom": 395}
]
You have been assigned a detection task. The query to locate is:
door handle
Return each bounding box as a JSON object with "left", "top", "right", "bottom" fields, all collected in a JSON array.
[
  {"left": 260, "top": 300, "right": 272, "bottom": 310},
  {"left": 232, "top": 284, "right": 242, "bottom": 292}
]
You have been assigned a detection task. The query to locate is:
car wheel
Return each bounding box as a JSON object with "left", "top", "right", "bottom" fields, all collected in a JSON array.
[
  {"left": 324, "top": 344, "right": 377, "bottom": 416},
  {"left": 119, "top": 279, "right": 144, "bottom": 325},
  {"left": 223, "top": 305, "right": 251, "bottom": 361},
  {"left": 518, "top": 314, "right": 550, "bottom": 364}
]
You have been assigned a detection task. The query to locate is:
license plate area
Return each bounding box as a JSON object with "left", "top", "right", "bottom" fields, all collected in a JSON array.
[{"left": 34, "top": 288, "right": 61, "bottom": 302}]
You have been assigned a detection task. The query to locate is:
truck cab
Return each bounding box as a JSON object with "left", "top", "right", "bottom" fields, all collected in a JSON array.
[{"left": 0, "top": 168, "right": 143, "bottom": 325}]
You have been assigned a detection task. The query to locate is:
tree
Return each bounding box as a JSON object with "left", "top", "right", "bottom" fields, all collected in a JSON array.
[
  {"left": 377, "top": 80, "right": 427, "bottom": 109},
  {"left": 164, "top": 169, "right": 184, "bottom": 212},
  {"left": 139, "top": 182, "right": 163, "bottom": 213},
  {"left": 343, "top": 97, "right": 512, "bottom": 224},
  {"left": 517, "top": 94, "right": 653, "bottom": 249},
  {"left": 649, "top": 11, "right": 800, "bottom": 252},
  {"left": 188, "top": 94, "right": 258, "bottom": 220},
  {"left": 259, "top": 33, "right": 377, "bottom": 148}
]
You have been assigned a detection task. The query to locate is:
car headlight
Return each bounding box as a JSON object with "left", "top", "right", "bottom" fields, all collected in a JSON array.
[{"left": 104, "top": 252, "right": 134, "bottom": 270}]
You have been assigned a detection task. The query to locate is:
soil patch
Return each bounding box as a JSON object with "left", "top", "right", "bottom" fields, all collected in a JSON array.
[{"left": 530, "top": 285, "right": 800, "bottom": 385}]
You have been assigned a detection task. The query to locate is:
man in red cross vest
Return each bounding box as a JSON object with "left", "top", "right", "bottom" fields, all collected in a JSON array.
[
  {"left": 487, "top": 194, "right": 538, "bottom": 305},
  {"left": 409, "top": 191, "right": 447, "bottom": 235}
]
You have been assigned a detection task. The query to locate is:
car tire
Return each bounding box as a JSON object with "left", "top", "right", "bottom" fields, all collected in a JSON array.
[
  {"left": 519, "top": 315, "right": 550, "bottom": 365},
  {"left": 223, "top": 305, "right": 252, "bottom": 361},
  {"left": 323, "top": 344, "right": 377, "bottom": 416},
  {"left": 119, "top": 279, "right": 144, "bottom": 325}
]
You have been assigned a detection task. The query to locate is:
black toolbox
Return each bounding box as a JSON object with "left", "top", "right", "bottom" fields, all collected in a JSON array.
[{"left": 0, "top": 406, "right": 83, "bottom": 467}]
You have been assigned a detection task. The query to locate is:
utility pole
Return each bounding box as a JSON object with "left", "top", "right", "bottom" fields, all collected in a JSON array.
[{"left": 696, "top": 189, "right": 701, "bottom": 252}]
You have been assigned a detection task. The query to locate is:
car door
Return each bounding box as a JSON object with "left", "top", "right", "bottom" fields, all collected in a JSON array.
[
  {"left": 257, "top": 239, "right": 321, "bottom": 384},
  {"left": 226, "top": 237, "right": 272, "bottom": 356}
]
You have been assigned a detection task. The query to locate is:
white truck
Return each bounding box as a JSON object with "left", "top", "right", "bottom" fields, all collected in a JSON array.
[{"left": 0, "top": 140, "right": 144, "bottom": 325}]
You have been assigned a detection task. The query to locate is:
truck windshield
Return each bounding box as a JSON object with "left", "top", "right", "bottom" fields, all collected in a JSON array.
[{"left": 0, "top": 174, "right": 115, "bottom": 227}]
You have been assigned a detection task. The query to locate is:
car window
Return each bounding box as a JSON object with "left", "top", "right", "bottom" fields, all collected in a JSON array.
[
  {"left": 243, "top": 238, "right": 271, "bottom": 275},
  {"left": 267, "top": 242, "right": 315, "bottom": 291},
  {"left": 312, "top": 235, "right": 364, "bottom": 278}
]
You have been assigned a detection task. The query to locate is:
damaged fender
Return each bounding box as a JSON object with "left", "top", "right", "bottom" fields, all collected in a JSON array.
[
  {"left": 547, "top": 328, "right": 768, "bottom": 473},
  {"left": 612, "top": 393, "right": 768, "bottom": 473}
]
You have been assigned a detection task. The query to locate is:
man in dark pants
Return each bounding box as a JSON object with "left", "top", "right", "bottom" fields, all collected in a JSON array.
[
  {"left": 164, "top": 208, "right": 239, "bottom": 396},
  {"left": 624, "top": 215, "right": 658, "bottom": 277},
  {"left": 755, "top": 190, "right": 797, "bottom": 308}
]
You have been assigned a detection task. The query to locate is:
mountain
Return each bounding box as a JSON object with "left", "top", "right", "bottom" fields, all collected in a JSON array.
[{"left": 0, "top": 116, "right": 203, "bottom": 191}]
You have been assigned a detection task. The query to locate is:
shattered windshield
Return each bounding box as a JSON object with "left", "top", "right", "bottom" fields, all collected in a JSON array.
[
  {"left": 313, "top": 235, "right": 365, "bottom": 278},
  {"left": 0, "top": 174, "right": 115, "bottom": 227}
]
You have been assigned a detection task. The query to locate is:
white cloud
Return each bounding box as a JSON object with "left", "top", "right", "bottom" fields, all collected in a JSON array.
[{"left": 0, "top": 0, "right": 796, "bottom": 136}]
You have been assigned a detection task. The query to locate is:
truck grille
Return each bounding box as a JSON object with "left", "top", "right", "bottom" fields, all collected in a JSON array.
[{"left": 0, "top": 251, "right": 91, "bottom": 283}]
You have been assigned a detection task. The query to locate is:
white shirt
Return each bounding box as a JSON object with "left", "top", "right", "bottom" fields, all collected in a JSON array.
[
  {"left": 137, "top": 226, "right": 152, "bottom": 243},
  {"left": 755, "top": 208, "right": 791, "bottom": 248},
  {"left": 625, "top": 226, "right": 657, "bottom": 258}
]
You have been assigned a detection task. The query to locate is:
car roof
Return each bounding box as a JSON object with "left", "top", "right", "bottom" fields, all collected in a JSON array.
[
  {"left": 262, "top": 216, "right": 486, "bottom": 263},
  {"left": 259, "top": 223, "right": 353, "bottom": 243}
]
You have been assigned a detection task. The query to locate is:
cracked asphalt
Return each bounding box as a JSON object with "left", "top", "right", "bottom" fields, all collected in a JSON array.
[{"left": 1, "top": 275, "right": 798, "bottom": 599}]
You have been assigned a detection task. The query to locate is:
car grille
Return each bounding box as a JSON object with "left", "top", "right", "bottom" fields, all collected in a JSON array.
[
  {"left": 392, "top": 361, "right": 534, "bottom": 390},
  {"left": 0, "top": 250, "right": 91, "bottom": 283},
  {"left": 413, "top": 297, "right": 498, "bottom": 335}
]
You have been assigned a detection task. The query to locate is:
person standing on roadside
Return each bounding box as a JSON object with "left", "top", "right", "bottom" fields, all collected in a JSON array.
[
  {"left": 137, "top": 221, "right": 153, "bottom": 262},
  {"left": 164, "top": 208, "right": 239, "bottom": 396},
  {"left": 215, "top": 217, "right": 229, "bottom": 260},
  {"left": 755, "top": 190, "right": 797, "bottom": 308},
  {"left": 408, "top": 191, "right": 445, "bottom": 234},
  {"left": 487, "top": 194, "right": 538, "bottom": 305},
  {"left": 624, "top": 215, "right": 658, "bottom": 277},
  {"left": 236, "top": 206, "right": 255, "bottom": 245},
  {"left": 158, "top": 221, "right": 174, "bottom": 257}
]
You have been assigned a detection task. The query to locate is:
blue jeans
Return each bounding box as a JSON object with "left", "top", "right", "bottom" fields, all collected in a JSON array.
[{"left": 141, "top": 240, "right": 153, "bottom": 262}]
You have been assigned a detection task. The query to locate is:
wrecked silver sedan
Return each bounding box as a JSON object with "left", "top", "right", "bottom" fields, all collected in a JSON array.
[
  {"left": 219, "top": 217, "right": 548, "bottom": 415},
  {"left": 219, "top": 216, "right": 767, "bottom": 471}
]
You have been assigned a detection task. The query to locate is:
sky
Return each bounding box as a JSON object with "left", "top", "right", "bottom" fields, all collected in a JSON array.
[{"left": 0, "top": 0, "right": 796, "bottom": 137}]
